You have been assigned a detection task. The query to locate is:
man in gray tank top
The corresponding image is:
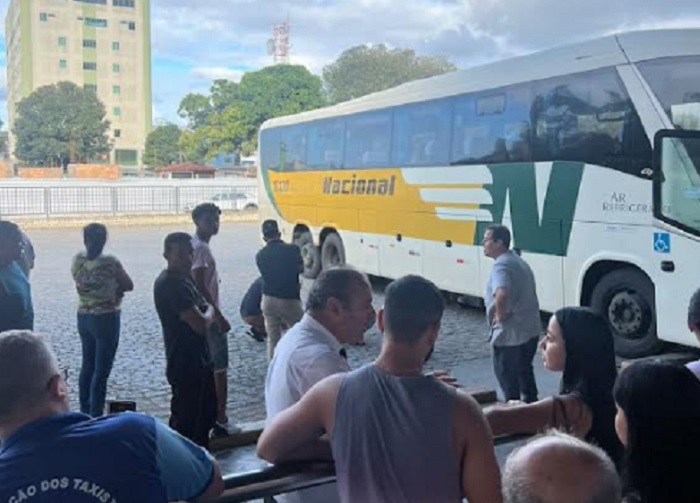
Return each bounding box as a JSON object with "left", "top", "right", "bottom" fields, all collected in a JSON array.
[{"left": 258, "top": 275, "right": 503, "bottom": 503}]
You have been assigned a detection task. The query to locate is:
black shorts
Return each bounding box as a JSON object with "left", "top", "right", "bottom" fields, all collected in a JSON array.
[{"left": 169, "top": 369, "right": 216, "bottom": 448}]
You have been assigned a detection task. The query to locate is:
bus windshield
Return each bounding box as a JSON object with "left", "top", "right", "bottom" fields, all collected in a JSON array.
[{"left": 638, "top": 56, "right": 700, "bottom": 131}]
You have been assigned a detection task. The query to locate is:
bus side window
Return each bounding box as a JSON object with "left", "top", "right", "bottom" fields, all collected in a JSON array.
[
  {"left": 260, "top": 129, "right": 281, "bottom": 172},
  {"left": 308, "top": 119, "right": 345, "bottom": 170},
  {"left": 282, "top": 126, "right": 309, "bottom": 172},
  {"left": 392, "top": 100, "right": 451, "bottom": 167}
]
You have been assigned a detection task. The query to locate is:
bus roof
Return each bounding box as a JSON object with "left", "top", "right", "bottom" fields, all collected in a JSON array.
[{"left": 262, "top": 28, "right": 700, "bottom": 130}]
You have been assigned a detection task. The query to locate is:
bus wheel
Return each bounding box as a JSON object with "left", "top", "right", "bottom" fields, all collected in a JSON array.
[
  {"left": 590, "top": 268, "right": 663, "bottom": 358},
  {"left": 294, "top": 231, "right": 321, "bottom": 279},
  {"left": 321, "top": 233, "right": 346, "bottom": 271}
]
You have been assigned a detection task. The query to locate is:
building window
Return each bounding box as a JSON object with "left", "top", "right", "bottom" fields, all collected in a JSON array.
[
  {"left": 83, "top": 17, "right": 107, "bottom": 28},
  {"left": 113, "top": 85, "right": 121, "bottom": 95},
  {"left": 59, "top": 59, "right": 67, "bottom": 69},
  {"left": 74, "top": 0, "right": 107, "bottom": 4},
  {"left": 83, "top": 39, "right": 97, "bottom": 48},
  {"left": 113, "top": 107, "right": 122, "bottom": 117},
  {"left": 83, "top": 62, "right": 97, "bottom": 71},
  {"left": 58, "top": 36, "right": 67, "bottom": 47},
  {"left": 115, "top": 149, "right": 138, "bottom": 165},
  {"left": 128, "top": 21, "right": 135, "bottom": 30},
  {"left": 112, "top": 63, "right": 120, "bottom": 73},
  {"left": 113, "top": 0, "right": 135, "bottom": 6},
  {"left": 40, "top": 13, "right": 48, "bottom": 22},
  {"left": 114, "top": 129, "right": 121, "bottom": 138},
  {"left": 84, "top": 84, "right": 97, "bottom": 92},
  {"left": 112, "top": 41, "right": 120, "bottom": 51}
]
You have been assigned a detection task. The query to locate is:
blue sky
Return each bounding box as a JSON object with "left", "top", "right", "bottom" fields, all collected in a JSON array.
[{"left": 1, "top": 0, "right": 699, "bottom": 128}]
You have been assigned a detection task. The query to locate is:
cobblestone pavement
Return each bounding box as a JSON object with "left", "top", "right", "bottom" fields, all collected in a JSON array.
[{"left": 28, "top": 222, "right": 491, "bottom": 423}]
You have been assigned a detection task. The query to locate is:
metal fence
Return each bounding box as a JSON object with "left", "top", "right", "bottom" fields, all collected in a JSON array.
[{"left": 0, "top": 182, "right": 259, "bottom": 218}]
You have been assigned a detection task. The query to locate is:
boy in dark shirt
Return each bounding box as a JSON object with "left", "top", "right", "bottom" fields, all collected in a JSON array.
[{"left": 154, "top": 232, "right": 217, "bottom": 448}]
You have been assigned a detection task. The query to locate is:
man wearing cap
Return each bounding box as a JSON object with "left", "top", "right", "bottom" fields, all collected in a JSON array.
[{"left": 256, "top": 220, "right": 304, "bottom": 359}]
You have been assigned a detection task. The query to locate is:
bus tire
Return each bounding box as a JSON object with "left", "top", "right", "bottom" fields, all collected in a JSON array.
[
  {"left": 321, "top": 232, "right": 346, "bottom": 271},
  {"left": 590, "top": 268, "right": 663, "bottom": 358},
  {"left": 294, "top": 231, "right": 321, "bottom": 279}
]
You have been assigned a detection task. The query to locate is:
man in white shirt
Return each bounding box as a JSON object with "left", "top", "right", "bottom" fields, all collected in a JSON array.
[
  {"left": 191, "top": 203, "right": 241, "bottom": 437},
  {"left": 265, "top": 266, "right": 375, "bottom": 503}
]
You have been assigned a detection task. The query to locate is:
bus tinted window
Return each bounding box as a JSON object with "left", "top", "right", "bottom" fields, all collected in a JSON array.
[
  {"left": 308, "top": 119, "right": 344, "bottom": 169},
  {"left": 451, "top": 87, "right": 531, "bottom": 165},
  {"left": 638, "top": 56, "right": 700, "bottom": 131},
  {"left": 260, "top": 128, "right": 281, "bottom": 171},
  {"left": 345, "top": 112, "right": 392, "bottom": 168},
  {"left": 392, "top": 100, "right": 452, "bottom": 167},
  {"left": 531, "top": 69, "right": 649, "bottom": 172},
  {"left": 282, "top": 126, "right": 308, "bottom": 171}
]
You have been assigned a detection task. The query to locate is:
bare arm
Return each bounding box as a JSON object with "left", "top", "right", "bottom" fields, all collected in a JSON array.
[
  {"left": 115, "top": 261, "right": 134, "bottom": 292},
  {"left": 257, "top": 375, "right": 342, "bottom": 464},
  {"left": 179, "top": 305, "right": 215, "bottom": 337},
  {"left": 456, "top": 393, "right": 502, "bottom": 503},
  {"left": 485, "top": 395, "right": 591, "bottom": 438},
  {"left": 493, "top": 287, "right": 507, "bottom": 323},
  {"left": 192, "top": 267, "right": 216, "bottom": 309},
  {"left": 194, "top": 461, "right": 224, "bottom": 502}
]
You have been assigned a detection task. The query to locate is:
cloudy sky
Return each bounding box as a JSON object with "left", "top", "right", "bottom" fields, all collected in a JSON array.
[{"left": 0, "top": 0, "right": 698, "bottom": 127}]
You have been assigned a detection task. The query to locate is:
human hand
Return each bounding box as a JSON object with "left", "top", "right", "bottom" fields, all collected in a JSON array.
[{"left": 428, "top": 370, "right": 462, "bottom": 389}]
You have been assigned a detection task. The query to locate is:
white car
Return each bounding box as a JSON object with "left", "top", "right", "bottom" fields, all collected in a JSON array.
[{"left": 184, "top": 192, "right": 258, "bottom": 213}]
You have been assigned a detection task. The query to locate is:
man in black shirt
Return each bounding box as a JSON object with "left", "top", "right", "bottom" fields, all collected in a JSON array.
[
  {"left": 240, "top": 276, "right": 267, "bottom": 342},
  {"left": 153, "top": 232, "right": 217, "bottom": 448},
  {"left": 255, "top": 220, "right": 304, "bottom": 359}
]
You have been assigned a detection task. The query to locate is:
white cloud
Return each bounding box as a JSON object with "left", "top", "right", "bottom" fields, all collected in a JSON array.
[
  {"left": 192, "top": 67, "right": 245, "bottom": 82},
  {"left": 1, "top": 0, "right": 700, "bottom": 124}
]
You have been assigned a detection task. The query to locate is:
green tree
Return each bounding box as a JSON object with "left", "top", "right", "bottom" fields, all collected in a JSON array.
[
  {"left": 178, "top": 128, "right": 209, "bottom": 164},
  {"left": 143, "top": 124, "right": 182, "bottom": 166},
  {"left": 13, "top": 82, "right": 111, "bottom": 164},
  {"left": 211, "top": 79, "right": 239, "bottom": 113},
  {"left": 322, "top": 44, "right": 456, "bottom": 104},
  {"left": 237, "top": 65, "right": 326, "bottom": 128},
  {"left": 177, "top": 93, "right": 212, "bottom": 129},
  {"left": 177, "top": 65, "right": 325, "bottom": 160}
]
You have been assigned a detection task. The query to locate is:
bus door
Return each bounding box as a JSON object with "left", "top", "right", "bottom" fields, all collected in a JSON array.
[{"left": 652, "top": 130, "right": 700, "bottom": 346}]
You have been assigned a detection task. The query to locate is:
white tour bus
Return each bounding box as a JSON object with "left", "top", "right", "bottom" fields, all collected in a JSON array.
[{"left": 257, "top": 29, "right": 700, "bottom": 358}]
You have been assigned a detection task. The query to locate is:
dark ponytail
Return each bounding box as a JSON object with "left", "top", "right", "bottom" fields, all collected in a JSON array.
[{"left": 83, "top": 223, "right": 107, "bottom": 260}]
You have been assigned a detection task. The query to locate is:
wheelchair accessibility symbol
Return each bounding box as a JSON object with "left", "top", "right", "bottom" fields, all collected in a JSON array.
[{"left": 653, "top": 232, "right": 670, "bottom": 254}]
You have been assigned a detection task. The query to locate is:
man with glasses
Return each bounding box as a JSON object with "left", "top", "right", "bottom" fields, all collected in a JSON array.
[
  {"left": 0, "top": 330, "right": 224, "bottom": 502},
  {"left": 0, "top": 221, "right": 33, "bottom": 333}
]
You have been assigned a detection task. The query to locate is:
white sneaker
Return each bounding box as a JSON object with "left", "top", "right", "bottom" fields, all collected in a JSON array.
[{"left": 211, "top": 418, "right": 242, "bottom": 438}]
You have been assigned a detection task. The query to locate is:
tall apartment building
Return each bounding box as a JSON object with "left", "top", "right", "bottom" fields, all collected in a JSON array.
[{"left": 5, "top": 0, "right": 152, "bottom": 167}]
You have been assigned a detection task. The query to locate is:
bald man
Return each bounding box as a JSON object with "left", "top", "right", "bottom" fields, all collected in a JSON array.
[{"left": 502, "top": 430, "right": 621, "bottom": 503}]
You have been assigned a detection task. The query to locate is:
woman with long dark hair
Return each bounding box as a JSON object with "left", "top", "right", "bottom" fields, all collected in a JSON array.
[
  {"left": 71, "top": 223, "right": 133, "bottom": 416},
  {"left": 486, "top": 307, "right": 624, "bottom": 469},
  {"left": 614, "top": 360, "right": 700, "bottom": 503}
]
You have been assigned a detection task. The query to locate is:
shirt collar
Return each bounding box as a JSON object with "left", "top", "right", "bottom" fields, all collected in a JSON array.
[
  {"left": 1, "top": 412, "right": 89, "bottom": 453},
  {"left": 299, "top": 313, "right": 343, "bottom": 353}
]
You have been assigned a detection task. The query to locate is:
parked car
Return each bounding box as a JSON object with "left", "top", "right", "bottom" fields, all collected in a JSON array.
[{"left": 184, "top": 192, "right": 258, "bottom": 213}]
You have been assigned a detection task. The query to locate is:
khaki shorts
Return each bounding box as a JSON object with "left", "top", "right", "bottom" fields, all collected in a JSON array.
[{"left": 206, "top": 325, "right": 229, "bottom": 371}]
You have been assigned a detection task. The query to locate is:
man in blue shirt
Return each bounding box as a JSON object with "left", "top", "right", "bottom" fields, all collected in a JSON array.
[
  {"left": 0, "top": 330, "right": 224, "bottom": 503},
  {"left": 0, "top": 221, "right": 33, "bottom": 333}
]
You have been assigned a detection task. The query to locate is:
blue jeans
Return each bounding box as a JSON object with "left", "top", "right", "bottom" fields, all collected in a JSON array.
[{"left": 78, "top": 311, "right": 120, "bottom": 417}]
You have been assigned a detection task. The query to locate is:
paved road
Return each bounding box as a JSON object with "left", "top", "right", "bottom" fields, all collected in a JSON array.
[{"left": 28, "top": 222, "right": 493, "bottom": 423}]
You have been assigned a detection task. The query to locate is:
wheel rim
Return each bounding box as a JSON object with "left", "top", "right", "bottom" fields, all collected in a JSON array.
[
  {"left": 300, "top": 242, "right": 315, "bottom": 269},
  {"left": 606, "top": 290, "right": 650, "bottom": 340}
]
